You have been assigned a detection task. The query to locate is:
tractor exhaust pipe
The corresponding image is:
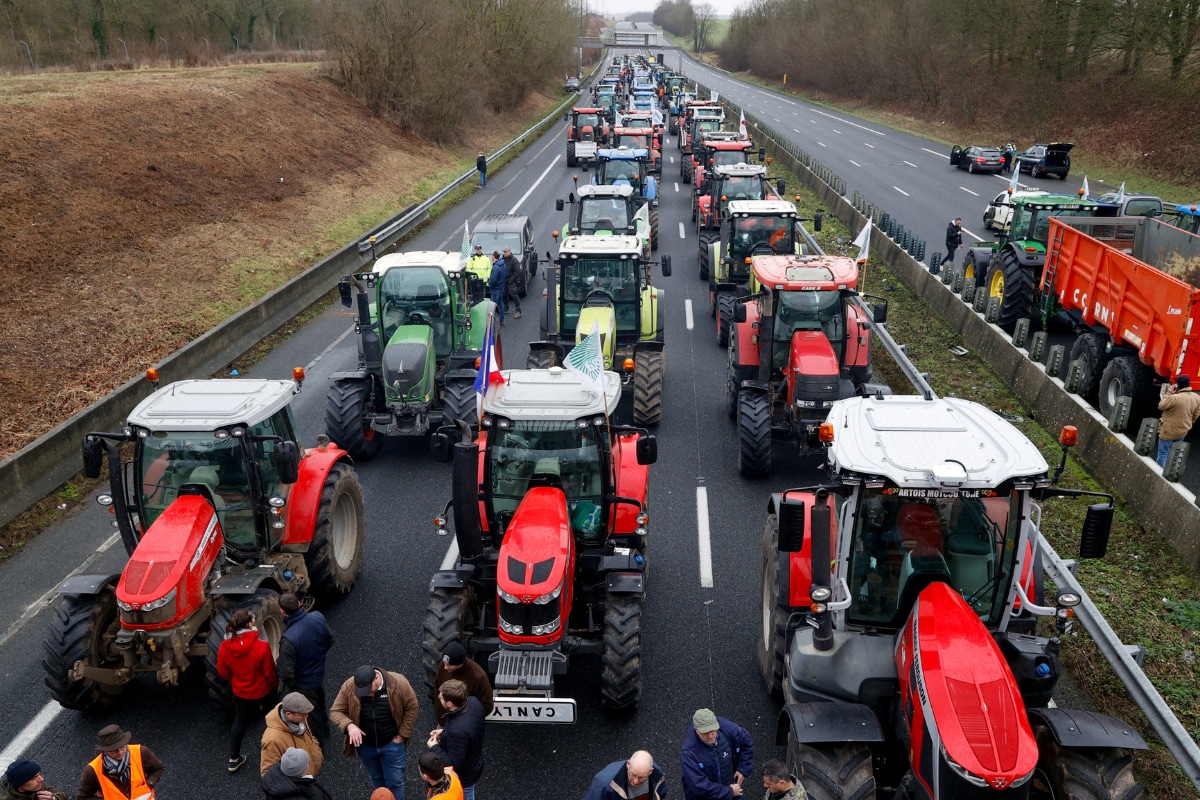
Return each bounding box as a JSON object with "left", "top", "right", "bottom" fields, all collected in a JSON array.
[
  {"left": 451, "top": 441, "right": 483, "bottom": 561},
  {"left": 810, "top": 489, "right": 835, "bottom": 652},
  {"left": 355, "top": 279, "right": 382, "bottom": 373}
]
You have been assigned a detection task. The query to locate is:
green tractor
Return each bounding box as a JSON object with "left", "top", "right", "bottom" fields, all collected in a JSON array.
[
  {"left": 556, "top": 183, "right": 652, "bottom": 261},
  {"left": 528, "top": 235, "right": 671, "bottom": 426},
  {"left": 326, "top": 250, "right": 495, "bottom": 461},
  {"left": 952, "top": 193, "right": 1100, "bottom": 331}
]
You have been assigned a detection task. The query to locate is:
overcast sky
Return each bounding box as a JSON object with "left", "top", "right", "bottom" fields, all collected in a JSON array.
[{"left": 596, "top": 0, "right": 744, "bottom": 17}]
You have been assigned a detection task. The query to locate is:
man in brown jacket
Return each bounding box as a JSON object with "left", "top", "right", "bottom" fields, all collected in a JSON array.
[
  {"left": 330, "top": 665, "right": 419, "bottom": 800},
  {"left": 432, "top": 641, "right": 494, "bottom": 725},
  {"left": 1157, "top": 375, "right": 1200, "bottom": 468},
  {"left": 261, "top": 692, "right": 324, "bottom": 777}
]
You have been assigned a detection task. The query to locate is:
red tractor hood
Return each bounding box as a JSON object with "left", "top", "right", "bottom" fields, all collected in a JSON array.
[
  {"left": 896, "top": 582, "right": 1038, "bottom": 792},
  {"left": 497, "top": 487, "right": 572, "bottom": 604},
  {"left": 787, "top": 330, "right": 840, "bottom": 409}
]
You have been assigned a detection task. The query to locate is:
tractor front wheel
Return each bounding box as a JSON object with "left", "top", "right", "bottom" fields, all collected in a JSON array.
[
  {"left": 786, "top": 738, "right": 877, "bottom": 800},
  {"left": 717, "top": 292, "right": 735, "bottom": 348},
  {"left": 758, "top": 511, "right": 788, "bottom": 698},
  {"left": 442, "top": 377, "right": 479, "bottom": 432},
  {"left": 698, "top": 231, "right": 719, "bottom": 280},
  {"left": 421, "top": 587, "right": 476, "bottom": 700},
  {"left": 305, "top": 461, "right": 366, "bottom": 598},
  {"left": 994, "top": 247, "right": 1037, "bottom": 331},
  {"left": 566, "top": 141, "right": 577, "bottom": 168},
  {"left": 649, "top": 206, "right": 659, "bottom": 251},
  {"left": 600, "top": 591, "right": 643, "bottom": 712},
  {"left": 737, "top": 390, "right": 772, "bottom": 477},
  {"left": 1032, "top": 725, "right": 1141, "bottom": 800},
  {"left": 325, "top": 379, "right": 382, "bottom": 461},
  {"left": 205, "top": 589, "right": 284, "bottom": 709},
  {"left": 632, "top": 350, "right": 665, "bottom": 427},
  {"left": 42, "top": 585, "right": 126, "bottom": 711}
]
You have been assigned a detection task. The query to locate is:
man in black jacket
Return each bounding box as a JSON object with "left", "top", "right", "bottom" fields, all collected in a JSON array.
[
  {"left": 427, "top": 679, "right": 485, "bottom": 800},
  {"left": 941, "top": 217, "right": 962, "bottom": 269},
  {"left": 262, "top": 748, "right": 334, "bottom": 800},
  {"left": 277, "top": 593, "right": 335, "bottom": 741},
  {"left": 477, "top": 152, "right": 488, "bottom": 188}
]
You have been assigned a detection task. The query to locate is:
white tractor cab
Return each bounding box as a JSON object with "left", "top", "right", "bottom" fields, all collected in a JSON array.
[{"left": 556, "top": 183, "right": 652, "bottom": 260}]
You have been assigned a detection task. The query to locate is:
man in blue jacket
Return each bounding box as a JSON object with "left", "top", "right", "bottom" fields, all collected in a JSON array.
[
  {"left": 488, "top": 251, "right": 508, "bottom": 325},
  {"left": 427, "top": 679, "right": 485, "bottom": 800},
  {"left": 680, "top": 709, "right": 753, "bottom": 800},
  {"left": 583, "top": 750, "right": 667, "bottom": 800},
  {"left": 277, "top": 593, "right": 335, "bottom": 741}
]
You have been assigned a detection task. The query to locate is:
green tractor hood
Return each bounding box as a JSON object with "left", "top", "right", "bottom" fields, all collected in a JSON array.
[
  {"left": 577, "top": 306, "right": 617, "bottom": 369},
  {"left": 382, "top": 325, "right": 436, "bottom": 403}
]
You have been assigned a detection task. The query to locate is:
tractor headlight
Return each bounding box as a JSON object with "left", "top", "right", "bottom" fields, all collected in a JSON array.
[
  {"left": 141, "top": 587, "right": 177, "bottom": 613},
  {"left": 941, "top": 745, "right": 988, "bottom": 788},
  {"left": 532, "top": 585, "right": 563, "bottom": 605},
  {"left": 531, "top": 617, "right": 561, "bottom": 636},
  {"left": 117, "top": 599, "right": 134, "bottom": 612},
  {"left": 1010, "top": 768, "right": 1034, "bottom": 788},
  {"left": 498, "top": 617, "right": 524, "bottom": 635},
  {"left": 498, "top": 588, "right": 520, "bottom": 604},
  {"left": 795, "top": 399, "right": 817, "bottom": 409}
]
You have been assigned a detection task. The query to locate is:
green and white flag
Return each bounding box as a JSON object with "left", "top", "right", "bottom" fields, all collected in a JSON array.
[
  {"left": 459, "top": 220, "right": 471, "bottom": 269},
  {"left": 565, "top": 322, "right": 605, "bottom": 394}
]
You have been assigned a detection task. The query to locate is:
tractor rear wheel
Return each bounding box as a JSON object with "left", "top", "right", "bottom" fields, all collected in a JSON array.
[
  {"left": 42, "top": 583, "right": 126, "bottom": 711},
  {"left": 1032, "top": 725, "right": 1141, "bottom": 800},
  {"left": 698, "top": 231, "right": 719, "bottom": 280},
  {"left": 717, "top": 292, "right": 735, "bottom": 348},
  {"left": 601, "top": 591, "right": 643, "bottom": 712},
  {"left": 421, "top": 587, "right": 476, "bottom": 700},
  {"left": 205, "top": 589, "right": 284, "bottom": 709},
  {"left": 527, "top": 349, "right": 558, "bottom": 369},
  {"left": 786, "top": 738, "right": 877, "bottom": 800},
  {"left": 758, "top": 511, "right": 788, "bottom": 699},
  {"left": 1068, "top": 332, "right": 1108, "bottom": 403},
  {"left": 442, "top": 377, "right": 479, "bottom": 431},
  {"left": 325, "top": 378, "right": 383, "bottom": 461},
  {"left": 737, "top": 390, "right": 772, "bottom": 477},
  {"left": 1098, "top": 356, "right": 1153, "bottom": 421},
  {"left": 633, "top": 350, "right": 665, "bottom": 426},
  {"left": 992, "top": 247, "right": 1037, "bottom": 331},
  {"left": 726, "top": 329, "right": 741, "bottom": 421},
  {"left": 305, "top": 461, "right": 366, "bottom": 598},
  {"left": 566, "top": 141, "right": 577, "bottom": 168}
]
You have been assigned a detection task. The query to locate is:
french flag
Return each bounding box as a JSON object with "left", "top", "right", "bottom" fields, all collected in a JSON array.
[{"left": 473, "top": 312, "right": 504, "bottom": 407}]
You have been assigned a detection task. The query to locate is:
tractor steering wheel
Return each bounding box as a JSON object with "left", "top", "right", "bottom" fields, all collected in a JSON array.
[
  {"left": 584, "top": 289, "right": 615, "bottom": 307},
  {"left": 407, "top": 310, "right": 431, "bottom": 326}
]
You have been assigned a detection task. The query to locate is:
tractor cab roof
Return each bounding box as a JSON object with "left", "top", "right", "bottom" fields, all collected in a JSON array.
[
  {"left": 578, "top": 183, "right": 635, "bottom": 200},
  {"left": 714, "top": 163, "right": 768, "bottom": 178},
  {"left": 707, "top": 139, "right": 753, "bottom": 151},
  {"left": 751, "top": 253, "right": 858, "bottom": 290},
  {"left": 573, "top": 107, "right": 606, "bottom": 115},
  {"left": 825, "top": 396, "right": 1049, "bottom": 487},
  {"left": 598, "top": 147, "right": 650, "bottom": 161},
  {"left": 483, "top": 368, "right": 621, "bottom": 420},
  {"left": 1010, "top": 192, "right": 1099, "bottom": 210},
  {"left": 126, "top": 378, "right": 300, "bottom": 432},
  {"left": 559, "top": 235, "right": 643, "bottom": 258},
  {"left": 728, "top": 200, "right": 796, "bottom": 216},
  {"left": 371, "top": 251, "right": 464, "bottom": 276},
  {"left": 615, "top": 126, "right": 654, "bottom": 135}
]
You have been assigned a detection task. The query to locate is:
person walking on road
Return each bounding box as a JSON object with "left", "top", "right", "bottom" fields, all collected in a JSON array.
[
  {"left": 680, "top": 709, "right": 754, "bottom": 800},
  {"left": 78, "top": 725, "right": 164, "bottom": 800},
  {"left": 476, "top": 152, "right": 488, "bottom": 188},
  {"left": 432, "top": 642, "right": 494, "bottom": 725},
  {"left": 1157, "top": 375, "right": 1200, "bottom": 467},
  {"left": 941, "top": 217, "right": 963, "bottom": 269},
  {"left": 503, "top": 247, "right": 523, "bottom": 319},
  {"left": 426, "top": 680, "right": 485, "bottom": 800},
  {"left": 488, "top": 252, "right": 508, "bottom": 326},
  {"left": 583, "top": 750, "right": 668, "bottom": 800},
  {"left": 418, "top": 753, "right": 463, "bottom": 800},
  {"left": 277, "top": 593, "right": 335, "bottom": 742},
  {"left": 2, "top": 760, "right": 68, "bottom": 800},
  {"left": 761, "top": 759, "right": 807, "bottom": 800},
  {"left": 262, "top": 748, "right": 334, "bottom": 800},
  {"left": 330, "top": 664, "right": 420, "bottom": 800},
  {"left": 217, "top": 606, "right": 278, "bottom": 773},
  {"left": 261, "top": 692, "right": 325, "bottom": 777}
]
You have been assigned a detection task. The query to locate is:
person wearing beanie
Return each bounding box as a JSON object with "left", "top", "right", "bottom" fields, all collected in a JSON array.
[
  {"left": 680, "top": 709, "right": 754, "bottom": 800},
  {"left": 261, "top": 692, "right": 325, "bottom": 777},
  {"left": 78, "top": 725, "right": 164, "bottom": 800},
  {"left": 261, "top": 747, "right": 334, "bottom": 800},
  {"left": 330, "top": 664, "right": 420, "bottom": 800},
  {"left": 2, "top": 760, "right": 68, "bottom": 800},
  {"left": 431, "top": 641, "right": 493, "bottom": 725},
  {"left": 1157, "top": 374, "right": 1200, "bottom": 467}
]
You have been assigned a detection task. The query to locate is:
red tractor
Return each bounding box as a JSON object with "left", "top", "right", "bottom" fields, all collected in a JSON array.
[
  {"left": 696, "top": 162, "right": 784, "bottom": 238},
  {"left": 685, "top": 131, "right": 753, "bottom": 186},
  {"left": 677, "top": 101, "right": 723, "bottom": 155},
  {"left": 612, "top": 125, "right": 663, "bottom": 175},
  {"left": 566, "top": 107, "right": 609, "bottom": 168},
  {"left": 759, "top": 394, "right": 1145, "bottom": 799},
  {"left": 43, "top": 371, "right": 366, "bottom": 710},
  {"left": 422, "top": 367, "right": 657, "bottom": 721}
]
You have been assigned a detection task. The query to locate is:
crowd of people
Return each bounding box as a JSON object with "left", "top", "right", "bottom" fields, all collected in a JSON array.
[{"left": 465, "top": 244, "right": 524, "bottom": 325}]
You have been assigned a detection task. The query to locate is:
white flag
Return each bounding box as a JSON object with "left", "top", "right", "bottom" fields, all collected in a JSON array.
[
  {"left": 711, "top": 90, "right": 719, "bottom": 104},
  {"left": 564, "top": 322, "right": 605, "bottom": 395},
  {"left": 852, "top": 220, "right": 872, "bottom": 265},
  {"left": 459, "top": 220, "right": 471, "bottom": 270},
  {"left": 1081, "top": 175, "right": 1090, "bottom": 199},
  {"left": 1007, "top": 162, "right": 1020, "bottom": 195},
  {"left": 738, "top": 110, "right": 748, "bottom": 140},
  {"left": 1115, "top": 181, "right": 1126, "bottom": 205}
]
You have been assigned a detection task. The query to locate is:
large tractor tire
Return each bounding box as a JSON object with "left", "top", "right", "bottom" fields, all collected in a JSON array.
[
  {"left": 786, "top": 738, "right": 877, "bottom": 800},
  {"left": 566, "top": 141, "right": 577, "bottom": 168},
  {"left": 420, "top": 587, "right": 476, "bottom": 700},
  {"left": 737, "top": 390, "right": 772, "bottom": 478},
  {"left": 1067, "top": 332, "right": 1108, "bottom": 403},
  {"left": 325, "top": 378, "right": 383, "bottom": 461},
  {"left": 632, "top": 349, "right": 665, "bottom": 426},
  {"left": 442, "top": 377, "right": 479, "bottom": 431},
  {"left": 726, "top": 330, "right": 741, "bottom": 422},
  {"left": 649, "top": 206, "right": 659, "bottom": 251},
  {"left": 717, "top": 292, "right": 735, "bottom": 348},
  {"left": 42, "top": 584, "right": 126, "bottom": 711},
  {"left": 600, "top": 591, "right": 643, "bottom": 712},
  {"left": 205, "top": 589, "right": 284, "bottom": 709},
  {"left": 1098, "top": 356, "right": 1154, "bottom": 421},
  {"left": 992, "top": 248, "right": 1037, "bottom": 331},
  {"left": 698, "top": 231, "right": 719, "bottom": 280},
  {"left": 305, "top": 461, "right": 366, "bottom": 598},
  {"left": 1032, "top": 726, "right": 1142, "bottom": 800},
  {"left": 527, "top": 349, "right": 558, "bottom": 369},
  {"left": 961, "top": 250, "right": 986, "bottom": 288},
  {"left": 758, "top": 510, "right": 788, "bottom": 699}
]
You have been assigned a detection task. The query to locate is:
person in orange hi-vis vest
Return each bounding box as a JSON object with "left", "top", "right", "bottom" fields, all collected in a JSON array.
[{"left": 78, "top": 725, "right": 164, "bottom": 800}]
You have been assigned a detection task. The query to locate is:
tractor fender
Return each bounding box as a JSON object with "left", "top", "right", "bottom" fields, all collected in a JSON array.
[
  {"left": 211, "top": 565, "right": 284, "bottom": 596},
  {"left": 282, "top": 443, "right": 351, "bottom": 549},
  {"left": 1026, "top": 708, "right": 1148, "bottom": 750},
  {"left": 329, "top": 369, "right": 370, "bottom": 382},
  {"left": 776, "top": 701, "right": 885, "bottom": 746},
  {"left": 56, "top": 573, "right": 120, "bottom": 596},
  {"left": 1005, "top": 242, "right": 1047, "bottom": 269},
  {"left": 714, "top": 280, "right": 738, "bottom": 295},
  {"left": 739, "top": 380, "right": 770, "bottom": 396},
  {"left": 963, "top": 246, "right": 995, "bottom": 274},
  {"left": 445, "top": 368, "right": 477, "bottom": 383},
  {"left": 429, "top": 567, "right": 475, "bottom": 592},
  {"left": 632, "top": 340, "right": 664, "bottom": 354},
  {"left": 605, "top": 571, "right": 644, "bottom": 595}
]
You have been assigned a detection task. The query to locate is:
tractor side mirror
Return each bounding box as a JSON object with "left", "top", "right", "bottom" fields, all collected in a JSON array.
[
  {"left": 1079, "top": 503, "right": 1114, "bottom": 558},
  {"left": 758, "top": 147, "right": 766, "bottom": 162},
  {"left": 338, "top": 278, "right": 353, "bottom": 308},
  {"left": 431, "top": 430, "right": 453, "bottom": 463},
  {"left": 273, "top": 441, "right": 301, "bottom": 485},
  {"left": 660, "top": 255, "right": 672, "bottom": 277},
  {"left": 569, "top": 192, "right": 576, "bottom": 204},
  {"left": 776, "top": 179, "right": 786, "bottom": 197},
  {"left": 734, "top": 302, "right": 747, "bottom": 323},
  {"left": 556, "top": 199, "right": 565, "bottom": 212},
  {"left": 813, "top": 211, "right": 824, "bottom": 232},
  {"left": 636, "top": 434, "right": 658, "bottom": 465},
  {"left": 563, "top": 112, "right": 569, "bottom": 121},
  {"left": 872, "top": 300, "right": 889, "bottom": 325},
  {"left": 777, "top": 496, "right": 806, "bottom": 552},
  {"left": 82, "top": 436, "right": 105, "bottom": 479}
]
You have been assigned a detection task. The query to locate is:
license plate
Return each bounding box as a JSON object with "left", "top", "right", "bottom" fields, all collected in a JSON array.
[
  {"left": 576, "top": 143, "right": 597, "bottom": 158},
  {"left": 487, "top": 697, "right": 577, "bottom": 723}
]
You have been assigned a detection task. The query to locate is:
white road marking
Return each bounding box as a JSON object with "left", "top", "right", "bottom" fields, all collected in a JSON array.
[
  {"left": 864, "top": 142, "right": 875, "bottom": 149},
  {"left": 923, "top": 147, "right": 949, "bottom": 159},
  {"left": 680, "top": 222, "right": 687, "bottom": 239},
  {"left": 508, "top": 154, "right": 562, "bottom": 214},
  {"left": 960, "top": 186, "right": 979, "bottom": 197},
  {"left": 963, "top": 228, "right": 984, "bottom": 242},
  {"left": 685, "top": 299, "right": 695, "bottom": 329},
  {"left": 670, "top": 157, "right": 675, "bottom": 163},
  {"left": 817, "top": 142, "right": 826, "bottom": 148},
  {"left": 894, "top": 186, "right": 910, "bottom": 196},
  {"left": 810, "top": 108, "right": 887, "bottom": 136},
  {"left": 832, "top": 129, "right": 842, "bottom": 135},
  {"left": 903, "top": 160, "right": 918, "bottom": 168},
  {"left": 441, "top": 539, "right": 459, "bottom": 570},
  {"left": 810, "top": 120, "right": 818, "bottom": 124},
  {"left": 675, "top": 182, "right": 680, "bottom": 193},
  {"left": 697, "top": 486, "right": 714, "bottom": 588},
  {"left": 0, "top": 702, "right": 64, "bottom": 769},
  {"left": 850, "top": 160, "right": 862, "bottom": 167},
  {"left": 774, "top": 118, "right": 781, "bottom": 123},
  {"left": 794, "top": 129, "right": 801, "bottom": 133}
]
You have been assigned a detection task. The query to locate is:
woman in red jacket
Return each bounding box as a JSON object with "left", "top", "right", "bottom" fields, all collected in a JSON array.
[{"left": 217, "top": 607, "right": 278, "bottom": 773}]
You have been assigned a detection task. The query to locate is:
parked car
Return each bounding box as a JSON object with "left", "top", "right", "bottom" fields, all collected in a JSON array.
[
  {"left": 982, "top": 189, "right": 1043, "bottom": 231},
  {"left": 1016, "top": 142, "right": 1073, "bottom": 179},
  {"left": 470, "top": 214, "right": 538, "bottom": 295},
  {"left": 1096, "top": 192, "right": 1163, "bottom": 218},
  {"left": 564, "top": 77, "right": 581, "bottom": 92},
  {"left": 949, "top": 145, "right": 1006, "bottom": 174}
]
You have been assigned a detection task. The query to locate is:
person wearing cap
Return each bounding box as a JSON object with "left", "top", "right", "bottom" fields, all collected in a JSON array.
[
  {"left": 466, "top": 246, "right": 493, "bottom": 305},
  {"left": 582, "top": 750, "right": 667, "bottom": 800},
  {"left": 330, "top": 665, "right": 420, "bottom": 799},
  {"left": 502, "top": 247, "right": 523, "bottom": 319},
  {"left": 277, "top": 592, "right": 335, "bottom": 742},
  {"left": 1158, "top": 375, "right": 1200, "bottom": 467},
  {"left": 761, "top": 759, "right": 806, "bottom": 800},
  {"left": 476, "top": 152, "right": 488, "bottom": 188},
  {"left": 432, "top": 641, "right": 494, "bottom": 725},
  {"left": 426, "top": 679, "right": 485, "bottom": 800},
  {"left": 261, "top": 747, "right": 334, "bottom": 800},
  {"left": 417, "top": 752, "right": 463, "bottom": 800},
  {"left": 2, "top": 760, "right": 67, "bottom": 800},
  {"left": 680, "top": 709, "right": 753, "bottom": 800},
  {"left": 261, "top": 691, "right": 325, "bottom": 777},
  {"left": 78, "top": 725, "right": 164, "bottom": 800}
]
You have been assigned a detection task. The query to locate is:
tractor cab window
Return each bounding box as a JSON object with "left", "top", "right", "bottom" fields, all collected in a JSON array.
[
  {"left": 732, "top": 216, "right": 792, "bottom": 256},
  {"left": 845, "top": 489, "right": 1019, "bottom": 630},
  {"left": 695, "top": 119, "right": 720, "bottom": 135},
  {"left": 602, "top": 159, "right": 642, "bottom": 186},
  {"left": 580, "top": 198, "right": 631, "bottom": 233},
  {"left": 711, "top": 150, "right": 747, "bottom": 169},
  {"left": 487, "top": 420, "right": 606, "bottom": 540},
  {"left": 576, "top": 113, "right": 601, "bottom": 136},
  {"left": 378, "top": 266, "right": 453, "bottom": 357},
  {"left": 772, "top": 290, "right": 844, "bottom": 370},
  {"left": 721, "top": 176, "right": 763, "bottom": 202},
  {"left": 618, "top": 134, "right": 647, "bottom": 149},
  {"left": 561, "top": 258, "right": 639, "bottom": 333}
]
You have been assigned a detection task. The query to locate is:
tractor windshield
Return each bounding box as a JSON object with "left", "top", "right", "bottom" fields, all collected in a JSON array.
[
  {"left": 771, "top": 290, "right": 844, "bottom": 369},
  {"left": 602, "top": 159, "right": 643, "bottom": 186},
  {"left": 617, "top": 134, "right": 648, "bottom": 149},
  {"left": 487, "top": 420, "right": 607, "bottom": 539},
  {"left": 711, "top": 150, "right": 749, "bottom": 169},
  {"left": 561, "top": 258, "right": 639, "bottom": 333},
  {"left": 579, "top": 197, "right": 632, "bottom": 233},
  {"left": 721, "top": 176, "right": 764, "bottom": 202},
  {"left": 1009, "top": 205, "right": 1095, "bottom": 243},
  {"left": 695, "top": 119, "right": 720, "bottom": 135},
  {"left": 576, "top": 113, "right": 601, "bottom": 134},
  {"left": 844, "top": 489, "right": 1020, "bottom": 631},
  {"left": 378, "top": 267, "right": 453, "bottom": 357},
  {"left": 732, "top": 216, "right": 793, "bottom": 258}
]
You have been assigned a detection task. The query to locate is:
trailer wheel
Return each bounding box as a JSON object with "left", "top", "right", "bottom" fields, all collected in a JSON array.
[
  {"left": 649, "top": 206, "right": 659, "bottom": 251},
  {"left": 786, "top": 738, "right": 877, "bottom": 800},
  {"left": 1164, "top": 442, "right": 1190, "bottom": 482},
  {"left": 1107, "top": 396, "right": 1132, "bottom": 433},
  {"left": 1098, "top": 356, "right": 1154, "bottom": 420},
  {"left": 757, "top": 511, "right": 788, "bottom": 699},
  {"left": 973, "top": 281, "right": 989, "bottom": 312},
  {"left": 1032, "top": 725, "right": 1141, "bottom": 800},
  {"left": 306, "top": 462, "right": 366, "bottom": 598},
  {"left": 601, "top": 591, "right": 643, "bottom": 712},
  {"left": 1068, "top": 332, "right": 1108, "bottom": 402},
  {"left": 929, "top": 252, "right": 943, "bottom": 276},
  {"left": 421, "top": 587, "right": 476, "bottom": 701},
  {"left": 717, "top": 293, "right": 735, "bottom": 348},
  {"left": 737, "top": 390, "right": 772, "bottom": 478},
  {"left": 994, "top": 247, "right": 1037, "bottom": 332},
  {"left": 1134, "top": 418, "right": 1159, "bottom": 456},
  {"left": 633, "top": 349, "right": 665, "bottom": 426},
  {"left": 325, "top": 378, "right": 383, "bottom": 461},
  {"left": 205, "top": 589, "right": 284, "bottom": 709},
  {"left": 1013, "top": 318, "right": 1031, "bottom": 349},
  {"left": 42, "top": 584, "right": 126, "bottom": 711},
  {"left": 1030, "top": 331, "right": 1048, "bottom": 363}
]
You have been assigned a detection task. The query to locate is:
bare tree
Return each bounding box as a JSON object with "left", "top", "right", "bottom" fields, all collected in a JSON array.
[{"left": 693, "top": 1, "right": 714, "bottom": 52}]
